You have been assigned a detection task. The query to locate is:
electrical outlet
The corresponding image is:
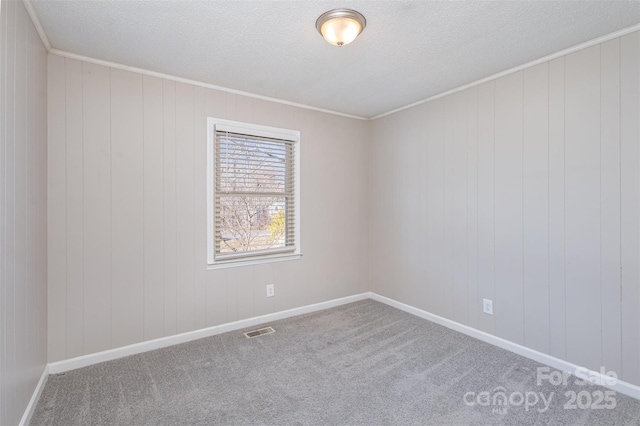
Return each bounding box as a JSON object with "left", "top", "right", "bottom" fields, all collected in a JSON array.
[
  {"left": 266, "top": 284, "right": 275, "bottom": 298},
  {"left": 483, "top": 298, "right": 493, "bottom": 315}
]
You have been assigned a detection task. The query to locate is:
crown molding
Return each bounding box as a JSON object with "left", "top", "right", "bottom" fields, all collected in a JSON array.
[
  {"left": 370, "top": 23, "right": 640, "bottom": 120},
  {"left": 22, "top": 0, "right": 51, "bottom": 51},
  {"left": 18, "top": 0, "right": 640, "bottom": 121},
  {"left": 21, "top": 0, "right": 366, "bottom": 120},
  {"left": 48, "top": 48, "right": 368, "bottom": 121}
]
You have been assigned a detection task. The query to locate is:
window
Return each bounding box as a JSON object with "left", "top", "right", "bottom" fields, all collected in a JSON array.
[{"left": 207, "top": 118, "right": 300, "bottom": 268}]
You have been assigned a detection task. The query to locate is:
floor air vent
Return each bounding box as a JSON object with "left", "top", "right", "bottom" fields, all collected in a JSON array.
[{"left": 244, "top": 326, "right": 275, "bottom": 338}]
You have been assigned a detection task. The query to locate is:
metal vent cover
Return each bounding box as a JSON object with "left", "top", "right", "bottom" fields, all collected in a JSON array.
[{"left": 244, "top": 326, "right": 275, "bottom": 338}]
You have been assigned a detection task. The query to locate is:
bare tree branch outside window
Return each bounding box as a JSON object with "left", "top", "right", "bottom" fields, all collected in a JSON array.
[{"left": 215, "top": 132, "right": 292, "bottom": 255}]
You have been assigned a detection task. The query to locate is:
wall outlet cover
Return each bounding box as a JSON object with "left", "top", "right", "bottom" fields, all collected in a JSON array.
[
  {"left": 266, "top": 284, "right": 275, "bottom": 298},
  {"left": 483, "top": 298, "right": 493, "bottom": 315}
]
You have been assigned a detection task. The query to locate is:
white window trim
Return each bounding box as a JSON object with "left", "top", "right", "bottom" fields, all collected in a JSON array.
[{"left": 206, "top": 117, "right": 301, "bottom": 270}]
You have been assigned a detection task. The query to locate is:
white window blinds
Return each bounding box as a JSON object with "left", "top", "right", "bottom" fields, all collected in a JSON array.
[{"left": 213, "top": 129, "right": 296, "bottom": 261}]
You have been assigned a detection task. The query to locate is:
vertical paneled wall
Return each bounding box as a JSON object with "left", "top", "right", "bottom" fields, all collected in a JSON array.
[
  {"left": 47, "top": 56, "right": 370, "bottom": 362},
  {"left": 0, "top": 0, "right": 48, "bottom": 424},
  {"left": 370, "top": 32, "right": 640, "bottom": 386}
]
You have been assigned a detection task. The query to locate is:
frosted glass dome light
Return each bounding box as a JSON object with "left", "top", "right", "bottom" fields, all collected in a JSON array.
[{"left": 316, "top": 9, "right": 366, "bottom": 47}]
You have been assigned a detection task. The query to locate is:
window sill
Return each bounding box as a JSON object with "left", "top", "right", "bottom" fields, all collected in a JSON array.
[{"left": 207, "top": 252, "right": 302, "bottom": 270}]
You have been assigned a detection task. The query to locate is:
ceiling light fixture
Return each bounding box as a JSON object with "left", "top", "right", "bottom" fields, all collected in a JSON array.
[{"left": 316, "top": 9, "right": 366, "bottom": 47}]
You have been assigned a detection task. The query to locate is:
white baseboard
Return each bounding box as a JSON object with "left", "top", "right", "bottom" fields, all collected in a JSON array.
[
  {"left": 42, "top": 290, "right": 640, "bottom": 405},
  {"left": 48, "top": 292, "right": 370, "bottom": 374},
  {"left": 369, "top": 292, "right": 640, "bottom": 401},
  {"left": 19, "top": 365, "right": 48, "bottom": 426}
]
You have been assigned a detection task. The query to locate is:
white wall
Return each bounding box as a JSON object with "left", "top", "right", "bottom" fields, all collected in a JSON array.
[
  {"left": 370, "top": 32, "right": 640, "bottom": 386},
  {"left": 47, "top": 55, "right": 370, "bottom": 362},
  {"left": 0, "top": 0, "right": 48, "bottom": 424}
]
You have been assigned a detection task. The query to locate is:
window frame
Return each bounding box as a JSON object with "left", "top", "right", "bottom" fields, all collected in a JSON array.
[{"left": 206, "top": 118, "right": 301, "bottom": 269}]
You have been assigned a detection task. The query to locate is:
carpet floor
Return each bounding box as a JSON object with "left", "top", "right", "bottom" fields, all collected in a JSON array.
[{"left": 32, "top": 300, "right": 640, "bottom": 425}]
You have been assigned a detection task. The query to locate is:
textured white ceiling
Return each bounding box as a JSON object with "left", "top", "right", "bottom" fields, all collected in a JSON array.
[{"left": 31, "top": 0, "right": 640, "bottom": 118}]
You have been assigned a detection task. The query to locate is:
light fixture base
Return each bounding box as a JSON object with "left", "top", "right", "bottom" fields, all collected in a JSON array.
[{"left": 316, "top": 9, "right": 366, "bottom": 47}]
